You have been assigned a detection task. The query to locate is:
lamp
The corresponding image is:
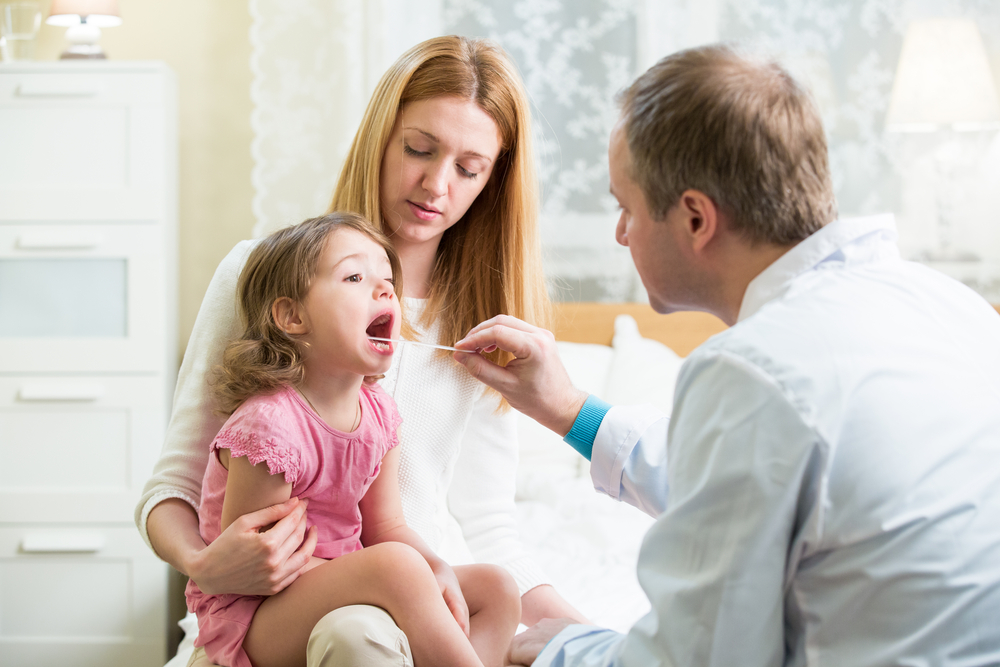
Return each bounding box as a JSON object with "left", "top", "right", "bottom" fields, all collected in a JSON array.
[
  {"left": 45, "top": 0, "right": 121, "bottom": 60},
  {"left": 886, "top": 18, "right": 1000, "bottom": 261}
]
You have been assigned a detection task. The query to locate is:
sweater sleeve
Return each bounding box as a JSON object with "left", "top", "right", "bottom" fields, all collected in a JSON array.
[
  {"left": 446, "top": 389, "right": 551, "bottom": 595},
  {"left": 133, "top": 240, "right": 256, "bottom": 556}
]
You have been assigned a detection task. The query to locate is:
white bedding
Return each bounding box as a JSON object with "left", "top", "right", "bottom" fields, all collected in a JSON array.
[
  {"left": 511, "top": 314, "right": 682, "bottom": 633},
  {"left": 165, "top": 315, "right": 681, "bottom": 664},
  {"left": 514, "top": 477, "right": 655, "bottom": 632}
]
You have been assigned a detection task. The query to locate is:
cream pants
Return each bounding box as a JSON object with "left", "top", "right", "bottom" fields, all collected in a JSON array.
[{"left": 187, "top": 605, "right": 413, "bottom": 667}]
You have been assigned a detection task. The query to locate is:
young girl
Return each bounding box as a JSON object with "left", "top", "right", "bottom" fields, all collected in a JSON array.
[{"left": 184, "top": 212, "right": 521, "bottom": 667}]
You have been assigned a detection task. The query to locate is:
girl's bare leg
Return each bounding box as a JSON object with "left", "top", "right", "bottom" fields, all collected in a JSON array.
[
  {"left": 454, "top": 564, "right": 522, "bottom": 667},
  {"left": 243, "top": 542, "right": 482, "bottom": 667}
]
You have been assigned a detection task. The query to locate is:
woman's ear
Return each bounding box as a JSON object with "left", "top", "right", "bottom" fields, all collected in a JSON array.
[{"left": 272, "top": 297, "right": 308, "bottom": 335}]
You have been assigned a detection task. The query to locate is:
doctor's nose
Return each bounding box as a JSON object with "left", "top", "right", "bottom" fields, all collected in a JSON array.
[{"left": 615, "top": 213, "right": 629, "bottom": 247}]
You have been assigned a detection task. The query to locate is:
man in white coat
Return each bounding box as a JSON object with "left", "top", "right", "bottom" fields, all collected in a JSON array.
[{"left": 455, "top": 44, "right": 1000, "bottom": 667}]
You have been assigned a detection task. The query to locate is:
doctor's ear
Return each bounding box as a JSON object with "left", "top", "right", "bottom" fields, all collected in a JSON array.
[
  {"left": 677, "top": 189, "right": 721, "bottom": 254},
  {"left": 272, "top": 297, "right": 308, "bottom": 335}
]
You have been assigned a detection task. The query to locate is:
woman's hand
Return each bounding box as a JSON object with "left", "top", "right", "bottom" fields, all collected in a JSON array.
[
  {"left": 454, "top": 315, "right": 589, "bottom": 437},
  {"left": 430, "top": 559, "right": 471, "bottom": 637},
  {"left": 188, "top": 497, "right": 318, "bottom": 596}
]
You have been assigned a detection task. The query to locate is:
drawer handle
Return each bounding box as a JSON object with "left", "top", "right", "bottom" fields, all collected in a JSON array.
[
  {"left": 21, "top": 532, "right": 105, "bottom": 553},
  {"left": 17, "top": 232, "right": 104, "bottom": 250},
  {"left": 16, "top": 83, "right": 105, "bottom": 98},
  {"left": 19, "top": 382, "right": 105, "bottom": 401}
]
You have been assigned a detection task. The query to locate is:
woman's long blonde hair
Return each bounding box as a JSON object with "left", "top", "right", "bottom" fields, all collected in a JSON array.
[{"left": 329, "top": 35, "right": 550, "bottom": 367}]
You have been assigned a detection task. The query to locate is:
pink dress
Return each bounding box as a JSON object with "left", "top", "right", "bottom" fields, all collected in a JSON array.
[{"left": 184, "top": 383, "right": 402, "bottom": 667}]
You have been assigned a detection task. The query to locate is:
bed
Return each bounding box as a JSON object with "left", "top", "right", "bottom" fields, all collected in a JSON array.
[{"left": 164, "top": 303, "right": 727, "bottom": 664}]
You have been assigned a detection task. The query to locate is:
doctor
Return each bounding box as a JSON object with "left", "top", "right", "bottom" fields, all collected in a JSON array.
[{"left": 455, "top": 44, "right": 1000, "bottom": 667}]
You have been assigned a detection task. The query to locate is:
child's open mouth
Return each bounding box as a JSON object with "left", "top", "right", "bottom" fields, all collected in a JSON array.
[{"left": 366, "top": 312, "right": 394, "bottom": 353}]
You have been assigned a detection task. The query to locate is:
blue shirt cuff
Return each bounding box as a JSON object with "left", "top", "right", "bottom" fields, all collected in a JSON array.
[{"left": 563, "top": 395, "right": 611, "bottom": 461}]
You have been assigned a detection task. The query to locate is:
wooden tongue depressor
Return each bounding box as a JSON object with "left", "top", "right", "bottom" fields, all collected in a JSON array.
[{"left": 369, "top": 337, "right": 463, "bottom": 352}]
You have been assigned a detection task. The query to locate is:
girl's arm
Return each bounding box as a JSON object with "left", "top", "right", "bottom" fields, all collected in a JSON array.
[
  {"left": 360, "top": 445, "right": 471, "bottom": 635},
  {"left": 137, "top": 240, "right": 316, "bottom": 595},
  {"left": 219, "top": 448, "right": 294, "bottom": 531},
  {"left": 219, "top": 449, "right": 326, "bottom": 571}
]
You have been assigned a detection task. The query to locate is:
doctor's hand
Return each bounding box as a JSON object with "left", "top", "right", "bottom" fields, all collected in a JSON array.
[
  {"left": 454, "top": 315, "right": 588, "bottom": 437},
  {"left": 507, "top": 617, "right": 578, "bottom": 666}
]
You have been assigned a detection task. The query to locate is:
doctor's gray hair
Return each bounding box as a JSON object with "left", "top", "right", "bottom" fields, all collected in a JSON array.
[{"left": 617, "top": 44, "right": 837, "bottom": 245}]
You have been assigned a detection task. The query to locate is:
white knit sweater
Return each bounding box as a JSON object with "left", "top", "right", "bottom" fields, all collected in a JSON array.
[{"left": 135, "top": 240, "right": 549, "bottom": 594}]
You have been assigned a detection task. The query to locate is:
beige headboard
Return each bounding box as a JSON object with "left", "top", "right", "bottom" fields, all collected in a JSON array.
[
  {"left": 554, "top": 302, "right": 1000, "bottom": 357},
  {"left": 553, "top": 302, "right": 728, "bottom": 356}
]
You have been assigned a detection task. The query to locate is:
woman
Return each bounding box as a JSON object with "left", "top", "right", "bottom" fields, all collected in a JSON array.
[{"left": 137, "top": 35, "right": 585, "bottom": 666}]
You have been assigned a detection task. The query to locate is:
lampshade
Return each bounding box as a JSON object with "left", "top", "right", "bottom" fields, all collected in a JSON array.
[
  {"left": 46, "top": 0, "right": 121, "bottom": 28},
  {"left": 886, "top": 18, "right": 1000, "bottom": 132}
]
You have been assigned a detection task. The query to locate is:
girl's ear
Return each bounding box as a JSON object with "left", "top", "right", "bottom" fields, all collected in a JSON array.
[{"left": 272, "top": 297, "right": 308, "bottom": 335}]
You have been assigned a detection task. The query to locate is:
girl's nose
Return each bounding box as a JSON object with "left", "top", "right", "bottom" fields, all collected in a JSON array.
[{"left": 375, "top": 276, "right": 395, "bottom": 299}]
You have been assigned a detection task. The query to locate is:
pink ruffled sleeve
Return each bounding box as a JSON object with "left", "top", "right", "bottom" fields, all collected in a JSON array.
[{"left": 212, "top": 395, "right": 302, "bottom": 485}]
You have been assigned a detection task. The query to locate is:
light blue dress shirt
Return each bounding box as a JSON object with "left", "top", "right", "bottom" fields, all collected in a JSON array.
[{"left": 540, "top": 215, "right": 1000, "bottom": 667}]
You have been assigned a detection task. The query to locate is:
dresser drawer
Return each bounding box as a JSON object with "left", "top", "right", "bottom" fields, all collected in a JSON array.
[
  {"left": 0, "top": 375, "right": 169, "bottom": 523},
  {"left": 0, "top": 224, "right": 173, "bottom": 373},
  {"left": 0, "top": 525, "right": 167, "bottom": 667},
  {"left": 0, "top": 65, "right": 174, "bottom": 223}
]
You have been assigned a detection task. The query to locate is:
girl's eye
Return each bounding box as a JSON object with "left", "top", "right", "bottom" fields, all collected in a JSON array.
[
  {"left": 346, "top": 274, "right": 362, "bottom": 283},
  {"left": 403, "top": 144, "right": 428, "bottom": 157},
  {"left": 457, "top": 164, "right": 478, "bottom": 180}
]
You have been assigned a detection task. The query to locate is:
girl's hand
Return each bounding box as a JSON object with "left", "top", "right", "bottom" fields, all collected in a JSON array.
[
  {"left": 431, "top": 560, "right": 471, "bottom": 636},
  {"left": 190, "top": 497, "right": 318, "bottom": 596}
]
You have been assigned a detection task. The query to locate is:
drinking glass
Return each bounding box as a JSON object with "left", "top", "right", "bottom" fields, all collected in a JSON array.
[{"left": 0, "top": 2, "right": 42, "bottom": 62}]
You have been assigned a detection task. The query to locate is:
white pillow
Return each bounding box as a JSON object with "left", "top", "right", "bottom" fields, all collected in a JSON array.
[
  {"left": 516, "top": 341, "right": 613, "bottom": 498},
  {"left": 604, "top": 314, "right": 684, "bottom": 415}
]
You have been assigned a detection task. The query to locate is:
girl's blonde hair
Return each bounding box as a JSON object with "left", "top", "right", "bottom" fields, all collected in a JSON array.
[
  {"left": 214, "top": 212, "right": 403, "bottom": 415},
  {"left": 329, "top": 35, "right": 550, "bottom": 367}
]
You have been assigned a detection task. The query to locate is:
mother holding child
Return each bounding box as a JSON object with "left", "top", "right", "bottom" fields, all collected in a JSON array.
[{"left": 137, "top": 36, "right": 586, "bottom": 667}]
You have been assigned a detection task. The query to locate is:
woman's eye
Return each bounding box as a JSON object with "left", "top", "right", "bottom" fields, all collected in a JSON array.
[
  {"left": 403, "top": 144, "right": 428, "bottom": 157},
  {"left": 457, "top": 164, "right": 478, "bottom": 180}
]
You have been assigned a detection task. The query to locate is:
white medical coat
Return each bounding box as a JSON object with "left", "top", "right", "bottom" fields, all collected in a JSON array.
[{"left": 536, "top": 215, "right": 1000, "bottom": 667}]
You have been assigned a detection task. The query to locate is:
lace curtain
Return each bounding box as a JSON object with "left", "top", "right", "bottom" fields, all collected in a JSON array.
[{"left": 250, "top": 0, "right": 1000, "bottom": 302}]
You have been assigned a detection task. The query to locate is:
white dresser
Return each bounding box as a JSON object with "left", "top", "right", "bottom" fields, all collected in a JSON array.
[{"left": 0, "top": 61, "right": 177, "bottom": 667}]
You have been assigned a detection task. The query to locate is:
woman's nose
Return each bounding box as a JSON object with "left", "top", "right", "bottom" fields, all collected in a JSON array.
[{"left": 422, "top": 160, "right": 448, "bottom": 198}]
